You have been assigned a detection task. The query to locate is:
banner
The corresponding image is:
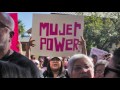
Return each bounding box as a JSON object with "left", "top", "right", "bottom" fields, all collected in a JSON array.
[
  {"left": 31, "top": 14, "right": 84, "bottom": 57},
  {"left": 90, "top": 47, "right": 108, "bottom": 60},
  {"left": 9, "top": 13, "right": 19, "bottom": 52}
]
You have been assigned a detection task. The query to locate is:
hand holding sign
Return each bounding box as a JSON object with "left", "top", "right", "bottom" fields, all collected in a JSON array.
[
  {"left": 26, "top": 37, "right": 35, "bottom": 59},
  {"left": 29, "top": 37, "right": 36, "bottom": 49},
  {"left": 90, "top": 47, "right": 108, "bottom": 60},
  {"left": 17, "top": 41, "right": 23, "bottom": 54},
  {"left": 78, "top": 36, "right": 87, "bottom": 55},
  {"left": 78, "top": 36, "right": 86, "bottom": 46}
]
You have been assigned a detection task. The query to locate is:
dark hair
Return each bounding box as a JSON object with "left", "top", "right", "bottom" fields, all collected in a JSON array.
[
  {"left": 9, "top": 31, "right": 14, "bottom": 38},
  {"left": 114, "top": 48, "right": 120, "bottom": 57},
  {"left": 38, "top": 56, "right": 41, "bottom": 60},
  {"left": 43, "top": 60, "right": 64, "bottom": 78},
  {"left": 15, "top": 58, "right": 43, "bottom": 78},
  {"left": 30, "top": 55, "right": 35, "bottom": 59},
  {"left": 91, "top": 54, "right": 98, "bottom": 59},
  {"left": 109, "top": 48, "right": 120, "bottom": 77},
  {"left": 0, "top": 61, "right": 32, "bottom": 78},
  {"left": 113, "top": 48, "right": 120, "bottom": 69},
  {"left": 42, "top": 57, "right": 49, "bottom": 67}
]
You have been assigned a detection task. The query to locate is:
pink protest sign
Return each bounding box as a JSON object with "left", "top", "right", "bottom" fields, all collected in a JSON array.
[
  {"left": 90, "top": 47, "right": 108, "bottom": 60},
  {"left": 31, "top": 14, "right": 84, "bottom": 57},
  {"left": 9, "top": 13, "right": 19, "bottom": 52}
]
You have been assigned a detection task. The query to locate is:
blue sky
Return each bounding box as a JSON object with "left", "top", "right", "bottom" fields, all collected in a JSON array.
[
  {"left": 18, "top": 12, "right": 51, "bottom": 31},
  {"left": 7, "top": 12, "right": 51, "bottom": 31}
]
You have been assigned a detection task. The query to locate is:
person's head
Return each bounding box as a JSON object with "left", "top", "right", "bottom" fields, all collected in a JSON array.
[
  {"left": 0, "top": 61, "right": 32, "bottom": 78},
  {"left": 38, "top": 56, "right": 43, "bottom": 60},
  {"left": 104, "top": 48, "right": 120, "bottom": 78},
  {"left": 95, "top": 60, "right": 109, "bottom": 78},
  {"left": 49, "top": 57, "right": 63, "bottom": 72},
  {"left": 68, "top": 54, "right": 94, "bottom": 78},
  {"left": 42, "top": 57, "right": 49, "bottom": 67},
  {"left": 91, "top": 54, "right": 98, "bottom": 65},
  {"left": 30, "top": 55, "right": 36, "bottom": 60},
  {"left": 0, "top": 12, "right": 14, "bottom": 53},
  {"left": 62, "top": 57, "right": 68, "bottom": 69},
  {"left": 44, "top": 57, "right": 64, "bottom": 77},
  {"left": 38, "top": 56, "right": 44, "bottom": 64}
]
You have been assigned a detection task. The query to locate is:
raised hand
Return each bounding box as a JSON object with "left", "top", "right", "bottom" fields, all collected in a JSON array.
[
  {"left": 78, "top": 36, "right": 87, "bottom": 55},
  {"left": 29, "top": 37, "right": 35, "bottom": 48},
  {"left": 78, "top": 36, "right": 86, "bottom": 46}
]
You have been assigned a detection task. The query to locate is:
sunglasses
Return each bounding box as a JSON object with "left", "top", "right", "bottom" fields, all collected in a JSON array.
[{"left": 104, "top": 66, "right": 120, "bottom": 76}]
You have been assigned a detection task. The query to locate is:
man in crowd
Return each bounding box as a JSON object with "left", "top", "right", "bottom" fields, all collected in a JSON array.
[{"left": 0, "top": 12, "right": 43, "bottom": 78}]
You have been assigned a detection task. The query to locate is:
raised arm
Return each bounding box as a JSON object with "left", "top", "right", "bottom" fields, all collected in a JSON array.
[
  {"left": 78, "top": 36, "right": 87, "bottom": 55},
  {"left": 25, "top": 37, "right": 35, "bottom": 59}
]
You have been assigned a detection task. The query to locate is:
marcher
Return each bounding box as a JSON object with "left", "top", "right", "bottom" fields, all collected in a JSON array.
[
  {"left": 68, "top": 54, "right": 94, "bottom": 78},
  {"left": 0, "top": 12, "right": 43, "bottom": 78},
  {"left": 95, "top": 60, "right": 109, "bottom": 78},
  {"left": 43, "top": 57, "right": 68, "bottom": 78}
]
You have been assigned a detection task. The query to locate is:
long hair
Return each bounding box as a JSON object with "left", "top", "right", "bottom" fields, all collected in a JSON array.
[
  {"left": 43, "top": 59, "right": 64, "bottom": 78},
  {"left": 42, "top": 57, "right": 49, "bottom": 67}
]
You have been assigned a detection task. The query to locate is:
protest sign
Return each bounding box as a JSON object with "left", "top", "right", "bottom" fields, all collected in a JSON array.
[
  {"left": 31, "top": 14, "right": 84, "bottom": 57},
  {"left": 90, "top": 47, "right": 108, "bottom": 60}
]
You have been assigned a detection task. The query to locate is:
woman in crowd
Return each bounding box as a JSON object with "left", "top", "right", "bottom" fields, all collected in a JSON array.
[
  {"left": 43, "top": 57, "right": 69, "bottom": 78},
  {"left": 38, "top": 56, "right": 44, "bottom": 69},
  {"left": 68, "top": 54, "right": 94, "bottom": 78},
  {"left": 41, "top": 57, "right": 49, "bottom": 73},
  {"left": 94, "top": 60, "right": 109, "bottom": 78}
]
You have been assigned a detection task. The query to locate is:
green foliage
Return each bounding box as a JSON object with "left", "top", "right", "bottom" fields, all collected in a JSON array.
[
  {"left": 77, "top": 12, "right": 120, "bottom": 54},
  {"left": 18, "top": 19, "right": 25, "bottom": 36}
]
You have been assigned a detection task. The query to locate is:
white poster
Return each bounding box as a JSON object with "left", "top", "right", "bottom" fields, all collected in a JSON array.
[{"left": 31, "top": 14, "right": 84, "bottom": 57}]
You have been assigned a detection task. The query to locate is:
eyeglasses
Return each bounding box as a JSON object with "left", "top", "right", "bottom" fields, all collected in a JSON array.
[
  {"left": 0, "top": 21, "right": 12, "bottom": 31},
  {"left": 104, "top": 66, "right": 120, "bottom": 76}
]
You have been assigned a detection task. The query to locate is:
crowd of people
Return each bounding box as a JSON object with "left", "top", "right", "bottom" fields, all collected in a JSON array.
[{"left": 0, "top": 12, "right": 120, "bottom": 78}]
